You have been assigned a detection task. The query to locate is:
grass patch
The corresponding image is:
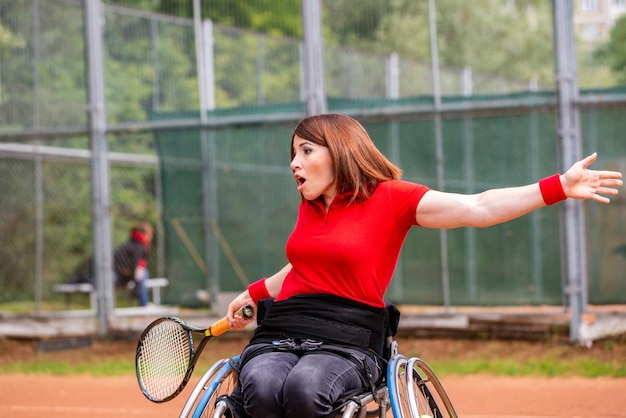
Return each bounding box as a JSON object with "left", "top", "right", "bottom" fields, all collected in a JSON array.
[
  {"left": 1, "top": 336, "right": 625, "bottom": 378},
  {"left": 430, "top": 357, "right": 626, "bottom": 378},
  {"left": 3, "top": 355, "right": 623, "bottom": 378},
  {"left": 0, "top": 359, "right": 134, "bottom": 376},
  {"left": 0, "top": 337, "right": 246, "bottom": 376},
  {"left": 393, "top": 336, "right": 626, "bottom": 378}
]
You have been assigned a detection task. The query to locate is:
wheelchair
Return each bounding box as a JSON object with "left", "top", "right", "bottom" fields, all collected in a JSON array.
[{"left": 179, "top": 338, "right": 458, "bottom": 418}]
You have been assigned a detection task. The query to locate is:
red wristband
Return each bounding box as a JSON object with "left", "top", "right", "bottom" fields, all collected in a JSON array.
[
  {"left": 539, "top": 173, "right": 567, "bottom": 205},
  {"left": 247, "top": 278, "right": 270, "bottom": 304}
]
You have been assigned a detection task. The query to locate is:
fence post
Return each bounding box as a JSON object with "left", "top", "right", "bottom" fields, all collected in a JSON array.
[
  {"left": 194, "top": 0, "right": 220, "bottom": 309},
  {"left": 301, "top": 0, "right": 327, "bottom": 115},
  {"left": 386, "top": 53, "right": 400, "bottom": 100},
  {"left": 85, "top": 0, "right": 113, "bottom": 336},
  {"left": 386, "top": 53, "right": 403, "bottom": 299},
  {"left": 461, "top": 67, "right": 473, "bottom": 96},
  {"left": 32, "top": 0, "right": 44, "bottom": 313},
  {"left": 428, "top": 0, "right": 451, "bottom": 311},
  {"left": 552, "top": 0, "right": 587, "bottom": 343}
]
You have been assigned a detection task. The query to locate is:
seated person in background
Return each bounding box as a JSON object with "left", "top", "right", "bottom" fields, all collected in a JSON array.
[
  {"left": 225, "top": 113, "right": 622, "bottom": 418},
  {"left": 113, "top": 222, "right": 153, "bottom": 306}
]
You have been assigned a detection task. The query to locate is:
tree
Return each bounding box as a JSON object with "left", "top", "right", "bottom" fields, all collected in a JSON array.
[
  {"left": 109, "top": 0, "right": 302, "bottom": 38},
  {"left": 324, "top": 0, "right": 555, "bottom": 88},
  {"left": 0, "top": 7, "right": 27, "bottom": 121},
  {"left": 595, "top": 15, "right": 626, "bottom": 85}
]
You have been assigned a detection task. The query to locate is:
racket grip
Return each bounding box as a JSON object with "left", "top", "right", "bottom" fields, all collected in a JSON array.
[{"left": 209, "top": 317, "right": 230, "bottom": 337}]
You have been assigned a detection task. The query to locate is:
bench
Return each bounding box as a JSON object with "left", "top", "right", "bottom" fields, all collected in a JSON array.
[
  {"left": 53, "top": 283, "right": 98, "bottom": 310},
  {"left": 53, "top": 278, "right": 169, "bottom": 309},
  {"left": 125, "top": 277, "right": 170, "bottom": 305}
]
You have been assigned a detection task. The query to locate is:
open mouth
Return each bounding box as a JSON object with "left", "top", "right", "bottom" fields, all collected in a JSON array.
[{"left": 295, "top": 175, "right": 306, "bottom": 190}]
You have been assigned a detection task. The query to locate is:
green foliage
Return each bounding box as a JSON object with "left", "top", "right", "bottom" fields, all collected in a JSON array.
[
  {"left": 200, "top": 0, "right": 302, "bottom": 38},
  {"left": 324, "top": 0, "right": 389, "bottom": 46},
  {"left": 0, "top": 1, "right": 86, "bottom": 127},
  {"left": 108, "top": 0, "right": 558, "bottom": 89},
  {"left": 109, "top": 0, "right": 302, "bottom": 38},
  {"left": 326, "top": 0, "right": 554, "bottom": 85},
  {"left": 0, "top": 161, "right": 37, "bottom": 303},
  {"left": 103, "top": 8, "right": 195, "bottom": 122},
  {"left": 0, "top": 21, "right": 25, "bottom": 51},
  {"left": 595, "top": 15, "right": 626, "bottom": 84}
]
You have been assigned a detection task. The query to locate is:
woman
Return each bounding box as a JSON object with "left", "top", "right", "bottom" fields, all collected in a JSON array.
[{"left": 226, "top": 114, "right": 622, "bottom": 418}]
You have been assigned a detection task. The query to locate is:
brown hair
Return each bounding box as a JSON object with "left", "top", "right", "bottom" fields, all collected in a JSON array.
[{"left": 291, "top": 114, "right": 402, "bottom": 201}]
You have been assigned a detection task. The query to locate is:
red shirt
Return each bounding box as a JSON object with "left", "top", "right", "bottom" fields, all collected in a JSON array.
[{"left": 276, "top": 180, "right": 429, "bottom": 308}]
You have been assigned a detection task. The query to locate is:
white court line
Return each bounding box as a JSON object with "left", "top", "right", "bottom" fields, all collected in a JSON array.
[
  {"left": 451, "top": 414, "right": 587, "bottom": 418},
  {"left": 0, "top": 405, "right": 151, "bottom": 416}
]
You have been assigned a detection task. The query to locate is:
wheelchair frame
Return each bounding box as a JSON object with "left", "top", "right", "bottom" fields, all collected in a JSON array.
[{"left": 179, "top": 340, "right": 458, "bottom": 418}]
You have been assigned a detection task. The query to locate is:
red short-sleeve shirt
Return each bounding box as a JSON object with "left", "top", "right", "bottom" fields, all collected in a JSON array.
[{"left": 276, "top": 180, "right": 429, "bottom": 308}]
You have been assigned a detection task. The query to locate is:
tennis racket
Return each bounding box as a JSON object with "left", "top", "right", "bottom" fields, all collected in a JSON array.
[{"left": 135, "top": 304, "right": 254, "bottom": 403}]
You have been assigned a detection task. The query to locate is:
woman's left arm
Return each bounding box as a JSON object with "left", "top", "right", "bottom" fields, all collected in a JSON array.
[{"left": 416, "top": 153, "right": 623, "bottom": 229}]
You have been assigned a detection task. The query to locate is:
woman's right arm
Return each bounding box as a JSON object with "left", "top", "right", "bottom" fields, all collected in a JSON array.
[{"left": 227, "top": 263, "right": 292, "bottom": 328}]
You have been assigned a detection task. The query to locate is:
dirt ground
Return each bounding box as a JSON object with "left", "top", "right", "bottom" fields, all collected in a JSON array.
[{"left": 1, "top": 336, "right": 625, "bottom": 417}]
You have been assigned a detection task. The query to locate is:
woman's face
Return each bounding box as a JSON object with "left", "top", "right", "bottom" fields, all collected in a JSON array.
[{"left": 290, "top": 135, "right": 336, "bottom": 207}]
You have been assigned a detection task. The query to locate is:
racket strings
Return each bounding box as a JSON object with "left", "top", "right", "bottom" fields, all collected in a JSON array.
[{"left": 137, "top": 320, "right": 192, "bottom": 401}]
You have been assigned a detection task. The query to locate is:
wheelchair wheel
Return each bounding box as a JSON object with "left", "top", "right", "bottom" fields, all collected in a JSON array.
[
  {"left": 180, "top": 357, "right": 239, "bottom": 418},
  {"left": 193, "top": 362, "right": 238, "bottom": 418},
  {"left": 388, "top": 354, "right": 457, "bottom": 418},
  {"left": 406, "top": 358, "right": 457, "bottom": 418},
  {"left": 180, "top": 358, "right": 230, "bottom": 418}
]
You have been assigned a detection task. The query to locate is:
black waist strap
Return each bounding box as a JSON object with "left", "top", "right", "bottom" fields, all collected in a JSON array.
[{"left": 250, "top": 294, "right": 389, "bottom": 356}]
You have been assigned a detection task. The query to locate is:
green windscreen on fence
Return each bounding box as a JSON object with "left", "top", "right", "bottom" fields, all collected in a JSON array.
[{"left": 155, "top": 89, "right": 626, "bottom": 308}]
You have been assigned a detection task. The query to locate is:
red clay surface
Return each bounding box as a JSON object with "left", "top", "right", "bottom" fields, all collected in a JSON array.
[
  {"left": 1, "top": 337, "right": 625, "bottom": 417},
  {"left": 1, "top": 373, "right": 625, "bottom": 417}
]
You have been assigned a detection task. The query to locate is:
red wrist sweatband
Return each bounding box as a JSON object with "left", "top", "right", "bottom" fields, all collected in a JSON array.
[
  {"left": 247, "top": 278, "right": 270, "bottom": 304},
  {"left": 539, "top": 173, "right": 567, "bottom": 205}
]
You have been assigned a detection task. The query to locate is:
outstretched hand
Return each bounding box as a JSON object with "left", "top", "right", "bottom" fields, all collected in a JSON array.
[{"left": 561, "top": 153, "right": 623, "bottom": 203}]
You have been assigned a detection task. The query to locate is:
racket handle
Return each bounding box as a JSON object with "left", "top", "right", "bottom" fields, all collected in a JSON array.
[
  {"left": 208, "top": 304, "right": 255, "bottom": 337},
  {"left": 209, "top": 317, "right": 230, "bottom": 337}
]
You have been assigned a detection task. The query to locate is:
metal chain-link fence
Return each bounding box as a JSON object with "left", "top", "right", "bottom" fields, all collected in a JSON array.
[
  {"left": 1, "top": 1, "right": 625, "bottom": 317},
  {"left": 0, "top": 138, "right": 161, "bottom": 311}
]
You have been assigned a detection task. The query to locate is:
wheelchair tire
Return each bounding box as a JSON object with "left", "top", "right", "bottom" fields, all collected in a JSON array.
[
  {"left": 388, "top": 354, "right": 412, "bottom": 417},
  {"left": 388, "top": 354, "right": 458, "bottom": 418},
  {"left": 193, "top": 362, "right": 238, "bottom": 418},
  {"left": 180, "top": 357, "right": 239, "bottom": 418}
]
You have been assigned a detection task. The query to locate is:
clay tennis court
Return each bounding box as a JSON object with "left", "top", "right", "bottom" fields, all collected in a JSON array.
[
  {"left": 0, "top": 337, "right": 624, "bottom": 418},
  {"left": 1, "top": 373, "right": 625, "bottom": 418}
]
